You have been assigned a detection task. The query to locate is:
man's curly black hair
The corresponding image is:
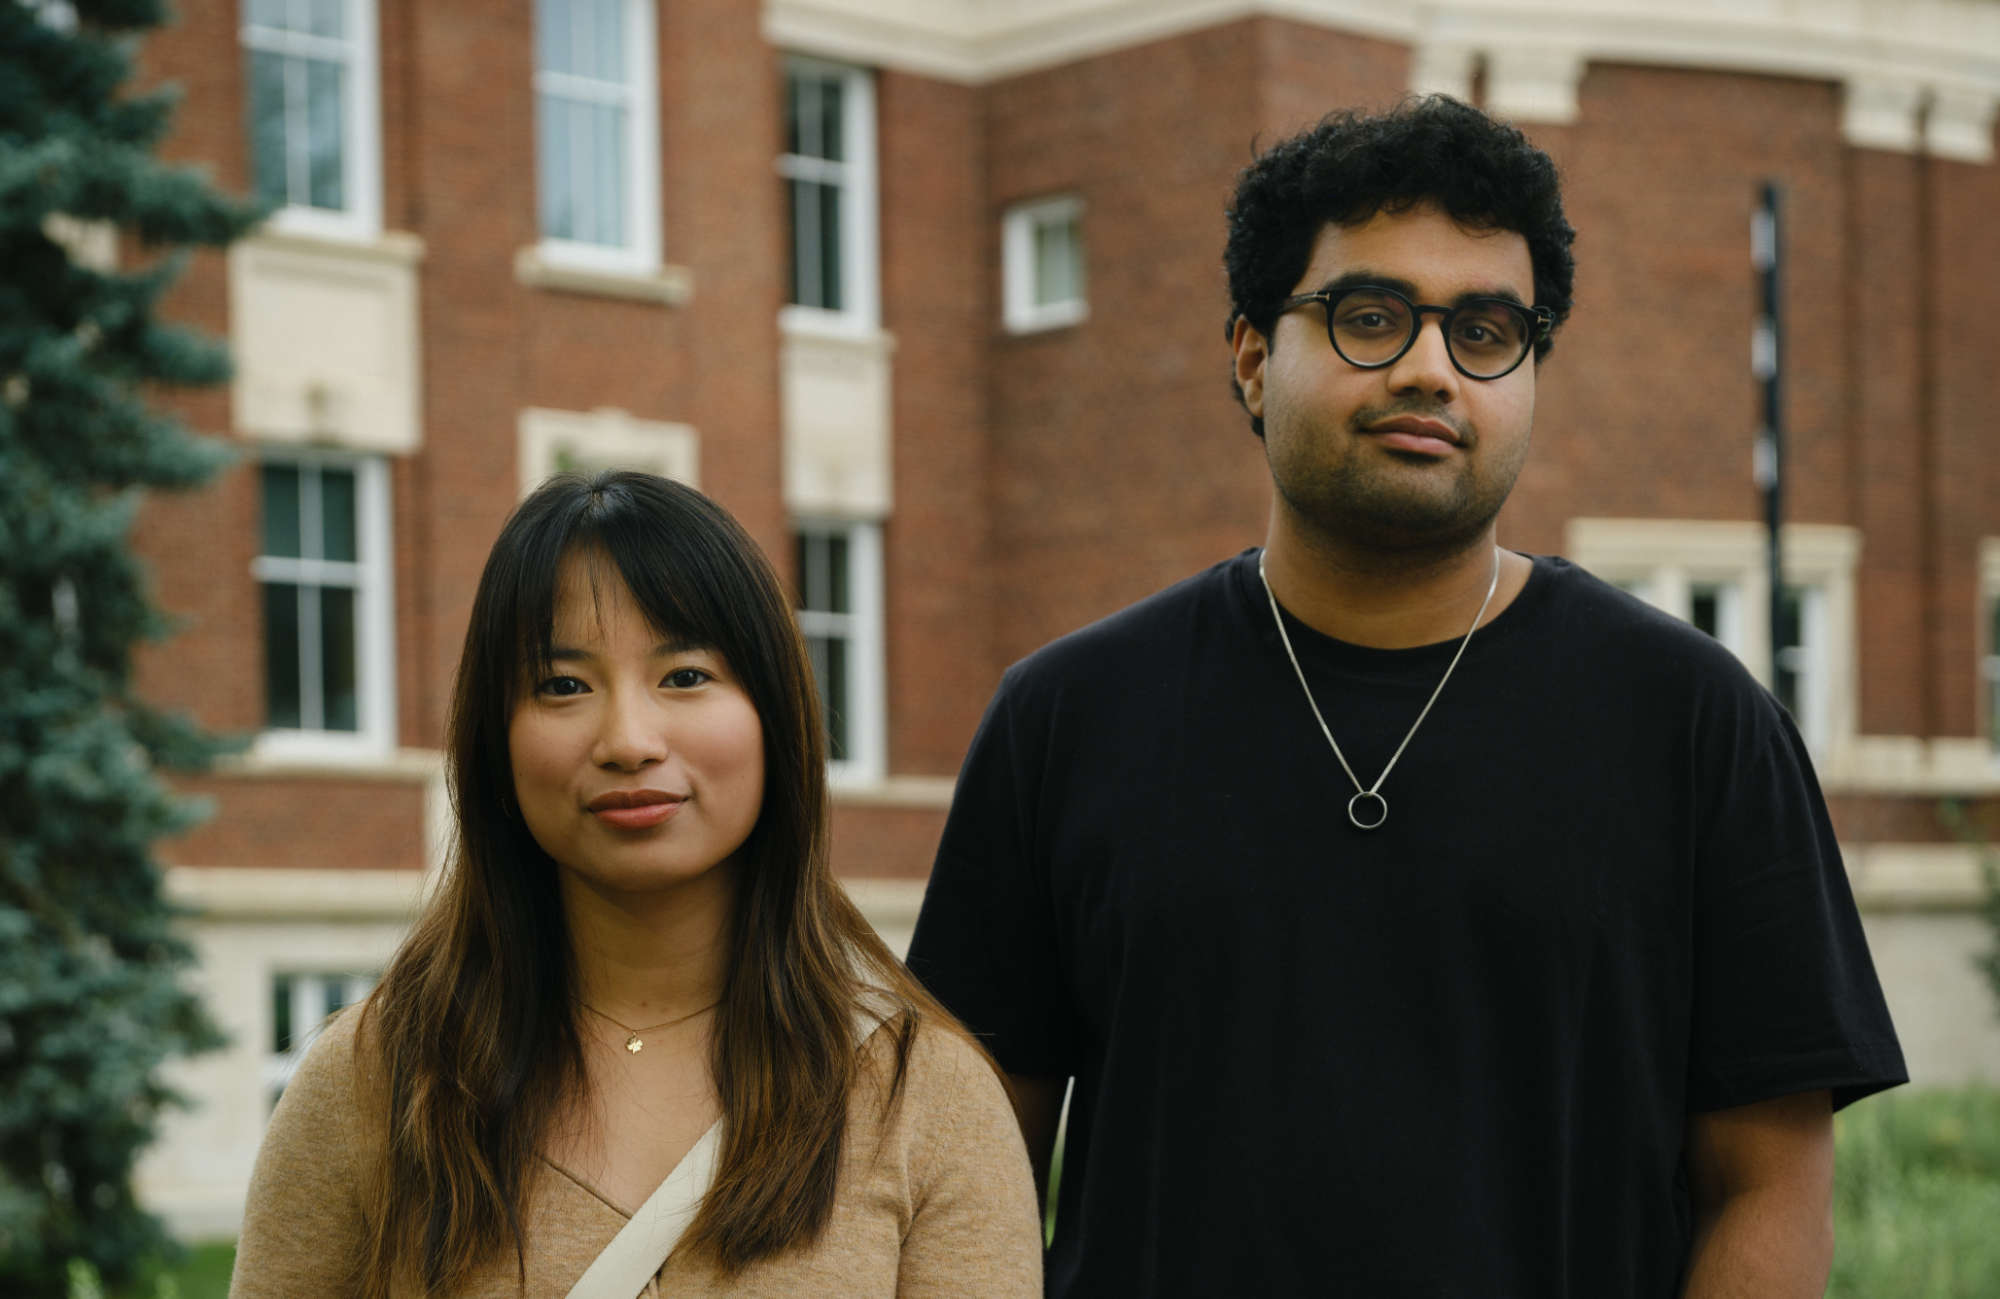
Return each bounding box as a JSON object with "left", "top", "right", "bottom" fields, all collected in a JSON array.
[{"left": 1224, "top": 95, "right": 1576, "bottom": 436}]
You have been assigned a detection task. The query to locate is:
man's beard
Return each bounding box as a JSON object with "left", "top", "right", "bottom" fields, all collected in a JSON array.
[{"left": 1269, "top": 420, "right": 1527, "bottom": 555}]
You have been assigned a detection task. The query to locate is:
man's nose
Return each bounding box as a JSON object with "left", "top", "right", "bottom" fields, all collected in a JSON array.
[{"left": 1384, "top": 316, "right": 1460, "bottom": 398}]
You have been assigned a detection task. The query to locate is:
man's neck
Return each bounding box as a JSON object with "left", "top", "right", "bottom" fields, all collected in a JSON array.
[{"left": 1259, "top": 514, "right": 1526, "bottom": 649}]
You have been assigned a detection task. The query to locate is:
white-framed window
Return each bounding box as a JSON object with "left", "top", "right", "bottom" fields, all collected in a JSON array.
[
  {"left": 794, "top": 520, "right": 884, "bottom": 784},
  {"left": 1688, "top": 580, "right": 1745, "bottom": 655},
  {"left": 779, "top": 57, "right": 878, "bottom": 332},
  {"left": 1982, "top": 546, "right": 2000, "bottom": 758},
  {"left": 253, "top": 451, "right": 395, "bottom": 757},
  {"left": 263, "top": 970, "right": 374, "bottom": 1108},
  {"left": 241, "top": 0, "right": 381, "bottom": 239},
  {"left": 1566, "top": 518, "right": 1858, "bottom": 757},
  {"left": 1772, "top": 582, "right": 1830, "bottom": 752},
  {"left": 533, "top": 0, "right": 661, "bottom": 272},
  {"left": 1985, "top": 596, "right": 2000, "bottom": 757},
  {"left": 1002, "top": 195, "right": 1087, "bottom": 332}
]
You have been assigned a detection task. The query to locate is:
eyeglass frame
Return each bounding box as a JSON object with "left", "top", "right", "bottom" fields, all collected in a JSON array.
[{"left": 1274, "top": 284, "right": 1555, "bottom": 381}]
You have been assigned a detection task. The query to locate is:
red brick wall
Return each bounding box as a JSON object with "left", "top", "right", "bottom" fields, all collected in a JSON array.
[
  {"left": 123, "top": 10, "right": 2000, "bottom": 883},
  {"left": 877, "top": 71, "right": 996, "bottom": 775},
  {"left": 1928, "top": 148, "right": 2000, "bottom": 739},
  {"left": 164, "top": 775, "right": 427, "bottom": 873},
  {"left": 1508, "top": 65, "right": 1850, "bottom": 554}
]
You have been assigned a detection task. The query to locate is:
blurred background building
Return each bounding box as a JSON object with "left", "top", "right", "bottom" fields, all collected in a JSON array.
[{"left": 126, "top": 0, "right": 2000, "bottom": 1236}]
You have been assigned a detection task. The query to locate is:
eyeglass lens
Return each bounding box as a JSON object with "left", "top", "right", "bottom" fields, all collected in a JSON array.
[{"left": 1329, "top": 289, "right": 1531, "bottom": 378}]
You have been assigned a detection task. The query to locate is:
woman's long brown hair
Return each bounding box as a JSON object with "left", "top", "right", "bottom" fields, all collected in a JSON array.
[{"left": 355, "top": 473, "right": 965, "bottom": 1294}]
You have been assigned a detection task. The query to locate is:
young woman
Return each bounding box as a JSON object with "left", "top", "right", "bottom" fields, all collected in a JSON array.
[{"left": 230, "top": 472, "right": 1041, "bottom": 1297}]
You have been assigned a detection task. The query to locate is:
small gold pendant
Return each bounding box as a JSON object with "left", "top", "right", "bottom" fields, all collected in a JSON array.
[{"left": 625, "top": 1034, "right": 644, "bottom": 1054}]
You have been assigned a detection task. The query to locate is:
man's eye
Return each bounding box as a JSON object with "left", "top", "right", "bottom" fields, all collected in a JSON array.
[
  {"left": 538, "top": 676, "right": 587, "bottom": 697},
  {"left": 664, "top": 667, "right": 712, "bottom": 689}
]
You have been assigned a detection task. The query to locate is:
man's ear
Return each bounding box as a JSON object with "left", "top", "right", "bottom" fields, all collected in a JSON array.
[{"left": 1231, "top": 315, "right": 1269, "bottom": 418}]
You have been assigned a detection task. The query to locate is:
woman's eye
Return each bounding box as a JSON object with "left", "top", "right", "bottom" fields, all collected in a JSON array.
[
  {"left": 537, "top": 675, "right": 588, "bottom": 697},
  {"left": 664, "top": 667, "right": 712, "bottom": 689}
]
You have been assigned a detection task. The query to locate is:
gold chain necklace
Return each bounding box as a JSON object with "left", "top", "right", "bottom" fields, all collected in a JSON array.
[{"left": 579, "top": 1000, "right": 719, "bottom": 1055}]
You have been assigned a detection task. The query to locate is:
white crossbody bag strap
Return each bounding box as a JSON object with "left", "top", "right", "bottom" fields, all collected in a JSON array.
[
  {"left": 563, "top": 998, "right": 896, "bottom": 1299},
  {"left": 563, "top": 1119, "right": 723, "bottom": 1299}
]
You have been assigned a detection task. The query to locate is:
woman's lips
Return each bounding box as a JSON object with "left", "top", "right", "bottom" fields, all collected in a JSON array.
[{"left": 587, "top": 790, "right": 686, "bottom": 829}]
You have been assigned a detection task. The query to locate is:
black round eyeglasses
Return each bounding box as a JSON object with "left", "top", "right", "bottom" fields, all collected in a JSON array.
[{"left": 1275, "top": 285, "right": 1554, "bottom": 380}]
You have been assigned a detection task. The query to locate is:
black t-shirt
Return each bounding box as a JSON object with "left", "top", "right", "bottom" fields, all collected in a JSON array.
[{"left": 907, "top": 550, "right": 1905, "bottom": 1299}]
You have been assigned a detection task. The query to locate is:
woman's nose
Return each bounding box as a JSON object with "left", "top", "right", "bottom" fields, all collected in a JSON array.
[{"left": 592, "top": 695, "right": 669, "bottom": 770}]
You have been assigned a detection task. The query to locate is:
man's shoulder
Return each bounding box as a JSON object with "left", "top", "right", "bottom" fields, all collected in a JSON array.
[
  {"left": 1002, "top": 551, "right": 1251, "bottom": 691},
  {"left": 1532, "top": 554, "right": 1770, "bottom": 695}
]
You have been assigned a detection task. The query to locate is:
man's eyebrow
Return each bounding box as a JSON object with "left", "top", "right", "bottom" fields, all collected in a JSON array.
[{"left": 1315, "top": 270, "right": 1531, "bottom": 309}]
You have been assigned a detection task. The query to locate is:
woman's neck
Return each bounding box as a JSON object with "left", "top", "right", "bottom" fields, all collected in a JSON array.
[{"left": 560, "top": 866, "right": 735, "bottom": 1023}]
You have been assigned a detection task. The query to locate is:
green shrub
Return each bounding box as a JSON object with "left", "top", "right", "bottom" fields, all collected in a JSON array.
[{"left": 1830, "top": 1087, "right": 2000, "bottom": 1299}]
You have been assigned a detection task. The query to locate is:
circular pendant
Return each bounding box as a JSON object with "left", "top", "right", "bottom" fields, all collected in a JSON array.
[
  {"left": 1347, "top": 790, "right": 1388, "bottom": 830},
  {"left": 625, "top": 1034, "right": 644, "bottom": 1054}
]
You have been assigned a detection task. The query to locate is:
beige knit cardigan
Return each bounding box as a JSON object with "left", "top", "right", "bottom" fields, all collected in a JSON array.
[{"left": 229, "top": 1007, "right": 1043, "bottom": 1297}]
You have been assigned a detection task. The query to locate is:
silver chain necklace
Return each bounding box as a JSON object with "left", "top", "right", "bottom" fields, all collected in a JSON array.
[{"left": 1257, "top": 549, "right": 1500, "bottom": 831}]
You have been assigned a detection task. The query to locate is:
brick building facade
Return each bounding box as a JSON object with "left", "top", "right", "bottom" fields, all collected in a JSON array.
[{"left": 113, "top": 0, "right": 2000, "bottom": 1234}]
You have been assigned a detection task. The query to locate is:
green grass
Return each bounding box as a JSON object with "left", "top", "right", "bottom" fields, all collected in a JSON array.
[
  {"left": 100, "top": 1241, "right": 234, "bottom": 1299},
  {"left": 1829, "top": 1086, "right": 2000, "bottom": 1299}
]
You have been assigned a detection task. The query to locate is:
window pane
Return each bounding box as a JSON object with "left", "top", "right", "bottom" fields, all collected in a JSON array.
[
  {"left": 260, "top": 464, "right": 302, "bottom": 558},
  {"left": 824, "top": 635, "right": 849, "bottom": 760},
  {"left": 320, "top": 585, "right": 359, "bottom": 732},
  {"left": 1690, "top": 588, "right": 1720, "bottom": 639},
  {"left": 305, "top": 58, "right": 346, "bottom": 210},
  {"left": 592, "top": 101, "right": 626, "bottom": 247},
  {"left": 320, "top": 467, "right": 357, "bottom": 562},
  {"left": 247, "top": 51, "right": 291, "bottom": 209},
  {"left": 590, "top": 0, "right": 622, "bottom": 83},
  {"left": 537, "top": 94, "right": 573, "bottom": 239},
  {"left": 817, "top": 76, "right": 844, "bottom": 162},
  {"left": 816, "top": 181, "right": 842, "bottom": 310},
  {"left": 271, "top": 974, "right": 294, "bottom": 1053},
  {"left": 245, "top": 0, "right": 287, "bottom": 26},
  {"left": 784, "top": 71, "right": 804, "bottom": 156},
  {"left": 1987, "top": 601, "right": 2000, "bottom": 751},
  {"left": 305, "top": 0, "right": 343, "bottom": 38},
  {"left": 535, "top": 0, "right": 571, "bottom": 74},
  {"left": 321, "top": 976, "right": 348, "bottom": 1019},
  {"left": 1773, "top": 587, "right": 1804, "bottom": 718},
  {"left": 263, "top": 583, "right": 303, "bottom": 728},
  {"left": 1034, "top": 216, "right": 1081, "bottom": 307},
  {"left": 794, "top": 534, "right": 815, "bottom": 609},
  {"left": 787, "top": 178, "right": 818, "bottom": 307},
  {"left": 828, "top": 533, "right": 850, "bottom": 614}
]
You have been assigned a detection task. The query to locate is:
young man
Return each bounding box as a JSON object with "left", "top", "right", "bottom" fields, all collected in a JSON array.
[{"left": 907, "top": 97, "right": 1905, "bottom": 1298}]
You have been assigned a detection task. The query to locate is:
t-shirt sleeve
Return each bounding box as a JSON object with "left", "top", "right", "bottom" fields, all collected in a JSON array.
[
  {"left": 907, "top": 670, "right": 1081, "bottom": 1078},
  {"left": 897, "top": 1031, "right": 1045, "bottom": 1298},
  {"left": 228, "top": 1011, "right": 371, "bottom": 1298},
  {"left": 1686, "top": 682, "right": 1907, "bottom": 1113}
]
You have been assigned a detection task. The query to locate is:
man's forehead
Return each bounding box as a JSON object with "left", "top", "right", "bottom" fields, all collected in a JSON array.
[{"left": 1301, "top": 206, "right": 1534, "bottom": 299}]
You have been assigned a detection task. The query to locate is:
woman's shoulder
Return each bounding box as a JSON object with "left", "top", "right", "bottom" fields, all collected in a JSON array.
[
  {"left": 855, "top": 1011, "right": 1018, "bottom": 1165},
  {"left": 281, "top": 1004, "right": 370, "bottom": 1115}
]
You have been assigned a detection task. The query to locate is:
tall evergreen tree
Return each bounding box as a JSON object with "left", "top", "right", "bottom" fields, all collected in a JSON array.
[{"left": 0, "top": 1, "right": 262, "bottom": 1290}]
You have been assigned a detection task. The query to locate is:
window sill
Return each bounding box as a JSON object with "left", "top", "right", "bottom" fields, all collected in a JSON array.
[
  {"left": 1003, "top": 302, "right": 1089, "bottom": 334},
  {"left": 828, "top": 774, "right": 955, "bottom": 809},
  {"left": 515, "top": 246, "right": 693, "bottom": 305},
  {"left": 224, "top": 740, "right": 443, "bottom": 783},
  {"left": 249, "top": 221, "right": 425, "bottom": 268}
]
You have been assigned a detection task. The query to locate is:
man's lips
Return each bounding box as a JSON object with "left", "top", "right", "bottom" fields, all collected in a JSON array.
[
  {"left": 1365, "top": 415, "right": 1464, "bottom": 455},
  {"left": 586, "top": 788, "right": 686, "bottom": 829}
]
